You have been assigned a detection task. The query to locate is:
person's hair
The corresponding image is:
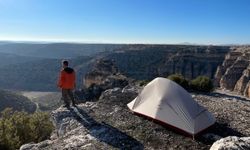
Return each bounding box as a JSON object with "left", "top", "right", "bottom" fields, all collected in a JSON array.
[{"left": 62, "top": 60, "right": 69, "bottom": 66}]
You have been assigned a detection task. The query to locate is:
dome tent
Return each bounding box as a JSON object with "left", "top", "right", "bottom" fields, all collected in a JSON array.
[{"left": 127, "top": 77, "right": 215, "bottom": 136}]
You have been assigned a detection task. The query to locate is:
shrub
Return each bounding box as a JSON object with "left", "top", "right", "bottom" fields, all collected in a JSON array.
[
  {"left": 138, "top": 80, "right": 150, "bottom": 86},
  {"left": 0, "top": 108, "right": 54, "bottom": 150},
  {"left": 190, "top": 76, "right": 214, "bottom": 92},
  {"left": 167, "top": 74, "right": 189, "bottom": 89}
]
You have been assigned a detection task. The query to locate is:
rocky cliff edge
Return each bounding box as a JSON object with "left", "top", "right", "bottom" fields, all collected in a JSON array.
[{"left": 20, "top": 86, "right": 250, "bottom": 150}]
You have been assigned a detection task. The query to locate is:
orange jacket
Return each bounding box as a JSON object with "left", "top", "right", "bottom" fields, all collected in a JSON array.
[{"left": 58, "top": 67, "right": 76, "bottom": 89}]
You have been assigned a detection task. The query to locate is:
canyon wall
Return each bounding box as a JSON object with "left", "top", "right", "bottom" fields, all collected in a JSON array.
[
  {"left": 215, "top": 46, "right": 250, "bottom": 97},
  {"left": 84, "top": 59, "right": 128, "bottom": 89},
  {"left": 83, "top": 45, "right": 250, "bottom": 98},
  {"left": 106, "top": 45, "right": 230, "bottom": 80}
]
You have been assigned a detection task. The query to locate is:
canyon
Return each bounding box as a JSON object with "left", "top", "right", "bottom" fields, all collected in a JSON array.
[{"left": 215, "top": 46, "right": 250, "bottom": 97}]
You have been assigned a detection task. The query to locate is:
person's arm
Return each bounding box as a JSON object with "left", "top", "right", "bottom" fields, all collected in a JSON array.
[
  {"left": 57, "top": 71, "right": 64, "bottom": 88},
  {"left": 73, "top": 71, "right": 76, "bottom": 89}
]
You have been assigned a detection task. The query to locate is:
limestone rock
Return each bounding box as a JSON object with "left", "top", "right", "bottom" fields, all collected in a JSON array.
[
  {"left": 220, "top": 57, "right": 249, "bottom": 90},
  {"left": 76, "top": 59, "right": 129, "bottom": 101},
  {"left": 20, "top": 140, "right": 53, "bottom": 150},
  {"left": 210, "top": 136, "right": 250, "bottom": 150},
  {"left": 243, "top": 80, "right": 250, "bottom": 97},
  {"left": 84, "top": 59, "right": 128, "bottom": 89},
  {"left": 234, "top": 66, "right": 250, "bottom": 94},
  {"left": 84, "top": 59, "right": 126, "bottom": 88},
  {"left": 215, "top": 46, "right": 250, "bottom": 98}
]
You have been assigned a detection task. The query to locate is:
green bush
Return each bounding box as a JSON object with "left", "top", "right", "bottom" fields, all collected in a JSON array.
[
  {"left": 138, "top": 80, "right": 150, "bottom": 86},
  {"left": 167, "top": 74, "right": 189, "bottom": 89},
  {"left": 190, "top": 76, "right": 214, "bottom": 92},
  {"left": 0, "top": 108, "right": 54, "bottom": 150}
]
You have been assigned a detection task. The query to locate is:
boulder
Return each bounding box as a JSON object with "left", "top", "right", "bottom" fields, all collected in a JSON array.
[{"left": 210, "top": 136, "right": 250, "bottom": 150}]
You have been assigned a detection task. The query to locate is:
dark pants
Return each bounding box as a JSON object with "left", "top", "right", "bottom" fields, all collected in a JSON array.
[{"left": 62, "top": 89, "right": 76, "bottom": 106}]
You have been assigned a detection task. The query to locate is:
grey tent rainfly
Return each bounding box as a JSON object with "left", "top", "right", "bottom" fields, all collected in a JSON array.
[{"left": 127, "top": 77, "right": 216, "bottom": 137}]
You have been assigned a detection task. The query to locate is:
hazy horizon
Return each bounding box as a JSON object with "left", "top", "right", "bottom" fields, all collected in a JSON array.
[{"left": 0, "top": 40, "right": 249, "bottom": 46}]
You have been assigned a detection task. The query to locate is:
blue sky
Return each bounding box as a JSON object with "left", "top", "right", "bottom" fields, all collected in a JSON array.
[{"left": 0, "top": 0, "right": 249, "bottom": 44}]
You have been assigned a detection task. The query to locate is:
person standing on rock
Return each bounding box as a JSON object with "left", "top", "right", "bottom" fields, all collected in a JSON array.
[{"left": 57, "top": 60, "right": 77, "bottom": 107}]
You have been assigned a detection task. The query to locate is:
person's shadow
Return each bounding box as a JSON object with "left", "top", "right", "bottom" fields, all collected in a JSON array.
[{"left": 68, "top": 106, "right": 144, "bottom": 150}]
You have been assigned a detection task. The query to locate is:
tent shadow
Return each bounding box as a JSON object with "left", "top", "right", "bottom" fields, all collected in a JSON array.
[
  {"left": 195, "top": 121, "right": 245, "bottom": 144},
  {"left": 68, "top": 106, "right": 144, "bottom": 150},
  {"left": 134, "top": 112, "right": 244, "bottom": 145}
]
